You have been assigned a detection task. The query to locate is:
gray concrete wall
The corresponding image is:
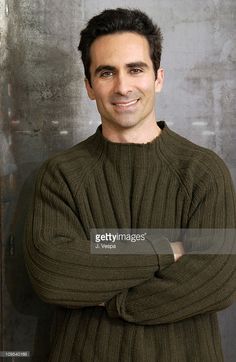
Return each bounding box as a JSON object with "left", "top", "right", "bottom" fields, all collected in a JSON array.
[{"left": 0, "top": 0, "right": 235, "bottom": 360}]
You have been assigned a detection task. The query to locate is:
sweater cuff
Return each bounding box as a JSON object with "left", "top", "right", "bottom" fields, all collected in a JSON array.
[
  {"left": 106, "top": 290, "right": 128, "bottom": 319},
  {"left": 158, "top": 252, "right": 175, "bottom": 270},
  {"left": 145, "top": 235, "right": 175, "bottom": 270},
  {"left": 106, "top": 296, "right": 119, "bottom": 319}
]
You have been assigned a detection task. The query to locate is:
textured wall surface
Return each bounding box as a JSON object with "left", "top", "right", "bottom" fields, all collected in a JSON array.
[{"left": 0, "top": 0, "right": 235, "bottom": 360}]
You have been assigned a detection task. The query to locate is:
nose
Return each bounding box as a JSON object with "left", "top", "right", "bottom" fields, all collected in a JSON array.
[{"left": 113, "top": 72, "right": 132, "bottom": 96}]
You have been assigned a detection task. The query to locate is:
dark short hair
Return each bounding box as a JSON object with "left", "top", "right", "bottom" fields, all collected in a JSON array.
[{"left": 78, "top": 8, "right": 163, "bottom": 86}]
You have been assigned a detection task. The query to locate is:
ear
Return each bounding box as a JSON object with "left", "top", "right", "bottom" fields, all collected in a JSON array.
[
  {"left": 155, "top": 67, "right": 164, "bottom": 93},
  {"left": 85, "top": 78, "right": 95, "bottom": 100}
]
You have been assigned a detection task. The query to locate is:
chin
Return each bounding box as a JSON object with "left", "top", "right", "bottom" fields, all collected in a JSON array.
[{"left": 112, "top": 118, "right": 141, "bottom": 129}]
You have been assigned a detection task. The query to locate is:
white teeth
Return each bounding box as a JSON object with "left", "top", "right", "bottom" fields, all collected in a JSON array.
[{"left": 114, "top": 99, "right": 138, "bottom": 107}]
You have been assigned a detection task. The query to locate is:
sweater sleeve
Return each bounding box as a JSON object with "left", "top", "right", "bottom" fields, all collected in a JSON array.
[
  {"left": 105, "top": 162, "right": 236, "bottom": 325},
  {"left": 23, "top": 159, "right": 160, "bottom": 308}
]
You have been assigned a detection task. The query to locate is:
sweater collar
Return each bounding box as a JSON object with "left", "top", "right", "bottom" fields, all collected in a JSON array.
[
  {"left": 95, "top": 120, "right": 167, "bottom": 147},
  {"left": 92, "top": 120, "right": 168, "bottom": 165}
]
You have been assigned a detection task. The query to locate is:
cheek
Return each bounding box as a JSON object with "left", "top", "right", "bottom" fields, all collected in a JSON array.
[
  {"left": 93, "top": 85, "right": 111, "bottom": 103},
  {"left": 137, "top": 77, "right": 156, "bottom": 93}
]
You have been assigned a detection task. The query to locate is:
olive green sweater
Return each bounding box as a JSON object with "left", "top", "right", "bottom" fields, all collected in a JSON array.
[{"left": 24, "top": 121, "right": 236, "bottom": 361}]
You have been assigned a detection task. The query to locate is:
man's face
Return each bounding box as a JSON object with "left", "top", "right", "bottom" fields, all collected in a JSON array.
[{"left": 85, "top": 32, "right": 164, "bottom": 131}]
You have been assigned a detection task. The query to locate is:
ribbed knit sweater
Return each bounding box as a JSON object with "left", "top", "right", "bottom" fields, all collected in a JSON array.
[{"left": 24, "top": 121, "right": 236, "bottom": 362}]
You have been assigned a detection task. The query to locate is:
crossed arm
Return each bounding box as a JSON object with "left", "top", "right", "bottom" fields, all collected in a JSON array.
[{"left": 98, "top": 242, "right": 184, "bottom": 307}]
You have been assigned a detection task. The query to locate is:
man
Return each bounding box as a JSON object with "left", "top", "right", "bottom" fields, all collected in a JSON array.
[{"left": 24, "top": 8, "right": 236, "bottom": 362}]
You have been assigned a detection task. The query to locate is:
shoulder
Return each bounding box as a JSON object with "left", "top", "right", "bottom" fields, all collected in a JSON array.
[
  {"left": 36, "top": 130, "right": 103, "bottom": 188},
  {"left": 159, "top": 123, "right": 233, "bottom": 197}
]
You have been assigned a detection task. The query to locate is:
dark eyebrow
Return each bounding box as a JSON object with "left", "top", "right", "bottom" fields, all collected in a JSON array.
[
  {"left": 94, "top": 62, "right": 149, "bottom": 76},
  {"left": 126, "top": 62, "right": 149, "bottom": 69}
]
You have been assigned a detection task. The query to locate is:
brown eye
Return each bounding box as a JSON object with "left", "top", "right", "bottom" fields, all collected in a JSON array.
[
  {"left": 130, "top": 68, "right": 143, "bottom": 74},
  {"left": 100, "top": 71, "right": 114, "bottom": 78}
]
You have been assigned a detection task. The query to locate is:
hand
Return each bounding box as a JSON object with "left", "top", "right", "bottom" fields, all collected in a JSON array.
[{"left": 170, "top": 241, "right": 185, "bottom": 261}]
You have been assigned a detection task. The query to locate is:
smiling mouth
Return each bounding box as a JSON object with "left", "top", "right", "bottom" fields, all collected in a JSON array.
[{"left": 112, "top": 99, "right": 139, "bottom": 108}]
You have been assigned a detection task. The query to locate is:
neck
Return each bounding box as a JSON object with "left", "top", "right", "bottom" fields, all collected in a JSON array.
[{"left": 101, "top": 119, "right": 162, "bottom": 144}]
